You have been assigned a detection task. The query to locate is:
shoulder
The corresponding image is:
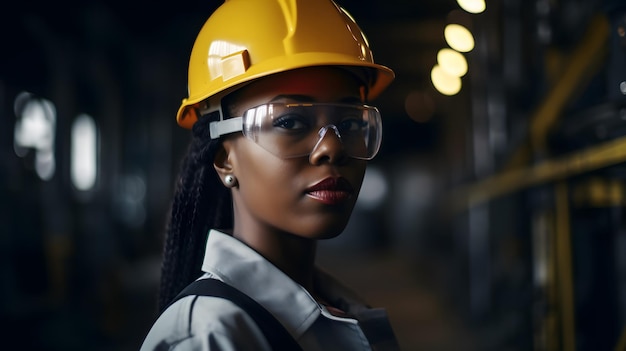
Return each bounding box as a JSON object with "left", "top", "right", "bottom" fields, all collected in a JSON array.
[{"left": 140, "top": 295, "right": 271, "bottom": 351}]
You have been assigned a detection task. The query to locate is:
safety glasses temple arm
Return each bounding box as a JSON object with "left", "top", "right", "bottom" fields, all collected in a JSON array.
[{"left": 209, "top": 117, "right": 243, "bottom": 139}]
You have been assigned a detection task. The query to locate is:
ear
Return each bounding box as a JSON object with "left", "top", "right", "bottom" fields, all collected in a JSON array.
[{"left": 213, "top": 140, "right": 234, "bottom": 182}]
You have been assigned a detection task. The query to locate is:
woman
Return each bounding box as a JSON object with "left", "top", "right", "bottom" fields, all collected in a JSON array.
[{"left": 140, "top": 0, "right": 398, "bottom": 350}]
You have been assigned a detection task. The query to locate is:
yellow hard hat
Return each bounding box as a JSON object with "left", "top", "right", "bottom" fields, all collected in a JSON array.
[{"left": 176, "top": 0, "right": 395, "bottom": 128}]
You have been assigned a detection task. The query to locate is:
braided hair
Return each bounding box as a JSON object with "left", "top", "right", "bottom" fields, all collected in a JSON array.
[{"left": 157, "top": 114, "right": 233, "bottom": 311}]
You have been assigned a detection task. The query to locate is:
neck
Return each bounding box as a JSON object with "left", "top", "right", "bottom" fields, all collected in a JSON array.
[{"left": 233, "top": 229, "right": 318, "bottom": 292}]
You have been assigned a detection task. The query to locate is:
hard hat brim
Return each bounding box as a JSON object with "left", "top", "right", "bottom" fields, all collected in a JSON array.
[{"left": 176, "top": 57, "right": 394, "bottom": 129}]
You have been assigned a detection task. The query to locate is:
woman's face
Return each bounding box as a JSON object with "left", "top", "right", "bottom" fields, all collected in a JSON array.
[{"left": 218, "top": 67, "right": 368, "bottom": 241}]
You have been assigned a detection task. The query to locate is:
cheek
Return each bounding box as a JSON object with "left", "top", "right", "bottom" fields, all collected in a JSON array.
[
  {"left": 234, "top": 142, "right": 301, "bottom": 205},
  {"left": 248, "top": 162, "right": 296, "bottom": 195}
]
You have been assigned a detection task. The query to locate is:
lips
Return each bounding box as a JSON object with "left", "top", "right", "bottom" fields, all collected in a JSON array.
[{"left": 305, "top": 177, "right": 354, "bottom": 205}]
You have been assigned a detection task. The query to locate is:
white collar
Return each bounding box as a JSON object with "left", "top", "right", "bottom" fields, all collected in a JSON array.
[{"left": 200, "top": 230, "right": 369, "bottom": 337}]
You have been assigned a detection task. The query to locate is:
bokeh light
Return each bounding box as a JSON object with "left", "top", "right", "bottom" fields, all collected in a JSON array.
[
  {"left": 457, "top": 0, "right": 486, "bottom": 14},
  {"left": 437, "top": 48, "right": 468, "bottom": 77},
  {"left": 431, "top": 65, "right": 462, "bottom": 95},
  {"left": 444, "top": 23, "right": 475, "bottom": 52}
]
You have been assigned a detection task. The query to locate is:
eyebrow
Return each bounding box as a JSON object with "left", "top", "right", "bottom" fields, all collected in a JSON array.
[{"left": 269, "top": 94, "right": 363, "bottom": 104}]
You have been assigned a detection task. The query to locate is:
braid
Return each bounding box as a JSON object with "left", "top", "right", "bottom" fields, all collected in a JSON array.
[{"left": 157, "top": 116, "right": 232, "bottom": 311}]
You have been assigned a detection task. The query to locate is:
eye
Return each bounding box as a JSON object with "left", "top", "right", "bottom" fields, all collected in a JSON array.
[
  {"left": 337, "top": 117, "right": 366, "bottom": 133},
  {"left": 272, "top": 114, "right": 310, "bottom": 131}
]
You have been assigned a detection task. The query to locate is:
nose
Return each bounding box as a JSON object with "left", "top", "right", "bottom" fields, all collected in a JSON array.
[{"left": 309, "top": 125, "right": 348, "bottom": 165}]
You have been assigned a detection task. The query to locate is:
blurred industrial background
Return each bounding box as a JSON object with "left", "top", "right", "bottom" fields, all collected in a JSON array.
[{"left": 2, "top": 0, "right": 626, "bottom": 350}]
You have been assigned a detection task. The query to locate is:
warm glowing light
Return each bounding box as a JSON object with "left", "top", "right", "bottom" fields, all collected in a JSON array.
[
  {"left": 71, "top": 114, "right": 98, "bottom": 191},
  {"left": 457, "top": 0, "right": 486, "bottom": 14},
  {"left": 437, "top": 48, "right": 468, "bottom": 77},
  {"left": 431, "top": 65, "right": 462, "bottom": 95},
  {"left": 444, "top": 24, "right": 475, "bottom": 52}
]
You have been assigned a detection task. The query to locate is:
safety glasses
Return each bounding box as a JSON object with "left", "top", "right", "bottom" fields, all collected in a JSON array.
[{"left": 209, "top": 103, "right": 383, "bottom": 160}]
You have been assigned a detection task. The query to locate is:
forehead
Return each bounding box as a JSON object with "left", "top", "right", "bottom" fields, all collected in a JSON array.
[{"left": 227, "top": 67, "right": 364, "bottom": 114}]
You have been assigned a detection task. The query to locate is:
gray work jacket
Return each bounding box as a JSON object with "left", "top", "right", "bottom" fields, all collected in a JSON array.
[{"left": 140, "top": 230, "right": 400, "bottom": 351}]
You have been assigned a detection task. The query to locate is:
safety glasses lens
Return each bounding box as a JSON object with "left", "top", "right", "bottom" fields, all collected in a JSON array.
[{"left": 242, "top": 103, "right": 381, "bottom": 160}]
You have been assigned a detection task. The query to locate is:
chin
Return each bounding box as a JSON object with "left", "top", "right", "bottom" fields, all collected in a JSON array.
[
  {"left": 285, "top": 205, "right": 355, "bottom": 240},
  {"left": 314, "top": 230, "right": 344, "bottom": 241},
  {"left": 301, "top": 218, "right": 351, "bottom": 240}
]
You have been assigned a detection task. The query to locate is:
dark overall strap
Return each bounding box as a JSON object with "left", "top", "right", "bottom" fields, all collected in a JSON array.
[{"left": 168, "top": 279, "right": 303, "bottom": 351}]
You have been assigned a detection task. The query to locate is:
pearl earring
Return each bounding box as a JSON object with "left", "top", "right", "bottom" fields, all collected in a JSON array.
[{"left": 224, "top": 175, "right": 237, "bottom": 188}]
